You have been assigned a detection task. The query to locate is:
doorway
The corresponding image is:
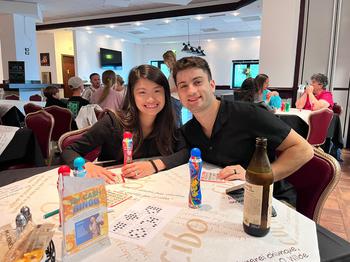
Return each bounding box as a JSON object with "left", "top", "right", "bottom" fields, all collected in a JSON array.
[{"left": 62, "top": 55, "right": 75, "bottom": 98}]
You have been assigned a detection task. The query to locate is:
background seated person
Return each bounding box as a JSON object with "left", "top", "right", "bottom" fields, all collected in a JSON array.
[
  {"left": 295, "top": 73, "right": 334, "bottom": 111},
  {"left": 43, "top": 86, "right": 67, "bottom": 108},
  {"left": 67, "top": 76, "right": 90, "bottom": 118},
  {"left": 240, "top": 77, "right": 274, "bottom": 113},
  {"left": 255, "top": 74, "right": 282, "bottom": 110}
]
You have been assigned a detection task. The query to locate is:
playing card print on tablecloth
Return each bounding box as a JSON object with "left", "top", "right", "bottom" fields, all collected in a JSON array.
[{"left": 109, "top": 201, "right": 181, "bottom": 246}]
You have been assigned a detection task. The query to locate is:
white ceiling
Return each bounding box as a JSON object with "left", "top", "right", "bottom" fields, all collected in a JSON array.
[{"left": 29, "top": 0, "right": 261, "bottom": 41}]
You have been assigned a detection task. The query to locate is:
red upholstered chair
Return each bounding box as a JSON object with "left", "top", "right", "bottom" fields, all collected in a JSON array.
[
  {"left": 44, "top": 106, "right": 72, "bottom": 141},
  {"left": 25, "top": 110, "right": 54, "bottom": 160},
  {"left": 286, "top": 147, "right": 341, "bottom": 223},
  {"left": 5, "top": 94, "right": 19, "bottom": 100},
  {"left": 29, "top": 94, "right": 42, "bottom": 101},
  {"left": 58, "top": 127, "right": 101, "bottom": 162},
  {"left": 24, "top": 103, "right": 43, "bottom": 115},
  {"left": 307, "top": 108, "right": 334, "bottom": 146}
]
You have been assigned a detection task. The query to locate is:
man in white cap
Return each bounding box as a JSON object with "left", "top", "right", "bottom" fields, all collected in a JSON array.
[{"left": 67, "top": 76, "right": 89, "bottom": 118}]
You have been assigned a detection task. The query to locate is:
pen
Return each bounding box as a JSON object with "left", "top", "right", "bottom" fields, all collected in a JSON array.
[{"left": 43, "top": 209, "right": 59, "bottom": 219}]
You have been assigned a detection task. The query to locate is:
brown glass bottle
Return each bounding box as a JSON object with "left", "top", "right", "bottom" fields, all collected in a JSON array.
[{"left": 243, "top": 137, "right": 274, "bottom": 237}]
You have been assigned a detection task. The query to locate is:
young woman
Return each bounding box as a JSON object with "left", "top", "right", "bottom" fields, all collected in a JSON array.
[
  {"left": 61, "top": 65, "right": 188, "bottom": 183},
  {"left": 91, "top": 70, "right": 124, "bottom": 112},
  {"left": 255, "top": 74, "right": 282, "bottom": 109}
]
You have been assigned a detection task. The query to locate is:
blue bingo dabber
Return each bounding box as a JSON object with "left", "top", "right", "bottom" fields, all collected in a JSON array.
[{"left": 73, "top": 157, "right": 87, "bottom": 177}]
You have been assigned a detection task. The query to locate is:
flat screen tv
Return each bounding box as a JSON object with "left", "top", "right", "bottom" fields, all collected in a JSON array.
[{"left": 100, "top": 48, "right": 122, "bottom": 67}]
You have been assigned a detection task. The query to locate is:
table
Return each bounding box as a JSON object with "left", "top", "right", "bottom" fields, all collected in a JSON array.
[
  {"left": 0, "top": 127, "right": 45, "bottom": 171},
  {"left": 275, "top": 108, "right": 311, "bottom": 125},
  {"left": 1, "top": 165, "right": 349, "bottom": 261}
]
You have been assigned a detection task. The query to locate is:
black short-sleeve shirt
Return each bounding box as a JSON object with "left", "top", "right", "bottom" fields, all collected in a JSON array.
[{"left": 181, "top": 100, "right": 291, "bottom": 169}]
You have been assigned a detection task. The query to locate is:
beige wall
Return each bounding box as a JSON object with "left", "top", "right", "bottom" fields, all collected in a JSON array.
[
  {"left": 37, "top": 32, "right": 57, "bottom": 83},
  {"left": 54, "top": 30, "right": 74, "bottom": 84}
]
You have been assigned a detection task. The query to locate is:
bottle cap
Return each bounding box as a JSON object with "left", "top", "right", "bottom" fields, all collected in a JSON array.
[
  {"left": 58, "top": 165, "right": 71, "bottom": 176},
  {"left": 190, "top": 148, "right": 201, "bottom": 157},
  {"left": 16, "top": 213, "right": 27, "bottom": 228},
  {"left": 73, "top": 157, "right": 85, "bottom": 169},
  {"left": 123, "top": 131, "right": 132, "bottom": 139},
  {"left": 20, "top": 206, "right": 31, "bottom": 220},
  {"left": 256, "top": 137, "right": 267, "bottom": 146}
]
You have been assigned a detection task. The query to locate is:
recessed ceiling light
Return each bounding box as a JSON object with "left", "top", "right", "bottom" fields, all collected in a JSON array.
[
  {"left": 207, "top": 39, "right": 211, "bottom": 42},
  {"left": 135, "top": 22, "right": 142, "bottom": 26},
  {"left": 121, "top": 38, "right": 125, "bottom": 42},
  {"left": 105, "top": 35, "right": 111, "bottom": 38},
  {"left": 85, "top": 26, "right": 91, "bottom": 30},
  {"left": 195, "top": 15, "right": 203, "bottom": 20},
  {"left": 109, "top": 25, "right": 115, "bottom": 29},
  {"left": 164, "top": 19, "right": 171, "bottom": 24},
  {"left": 231, "top": 37, "right": 235, "bottom": 40},
  {"left": 256, "top": 36, "right": 260, "bottom": 39},
  {"left": 87, "top": 31, "right": 92, "bottom": 34},
  {"left": 232, "top": 12, "right": 240, "bottom": 16}
]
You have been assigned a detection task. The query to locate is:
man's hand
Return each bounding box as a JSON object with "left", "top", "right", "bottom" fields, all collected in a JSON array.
[
  {"left": 85, "top": 162, "right": 119, "bottom": 184},
  {"left": 121, "top": 161, "right": 155, "bottom": 179},
  {"left": 218, "top": 165, "right": 246, "bottom": 181}
]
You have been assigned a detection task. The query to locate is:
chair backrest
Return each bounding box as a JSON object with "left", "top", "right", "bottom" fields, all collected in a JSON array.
[
  {"left": 24, "top": 103, "right": 43, "bottom": 115},
  {"left": 29, "top": 94, "right": 42, "bottom": 101},
  {"left": 307, "top": 108, "right": 334, "bottom": 146},
  {"left": 58, "top": 127, "right": 101, "bottom": 162},
  {"left": 286, "top": 147, "right": 341, "bottom": 223},
  {"left": 44, "top": 105, "right": 72, "bottom": 141},
  {"left": 5, "top": 94, "right": 19, "bottom": 100},
  {"left": 25, "top": 110, "right": 54, "bottom": 159},
  {"left": 332, "top": 103, "right": 342, "bottom": 115}
]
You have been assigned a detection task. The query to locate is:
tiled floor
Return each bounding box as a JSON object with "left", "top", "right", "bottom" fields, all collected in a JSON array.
[{"left": 319, "top": 149, "right": 350, "bottom": 241}]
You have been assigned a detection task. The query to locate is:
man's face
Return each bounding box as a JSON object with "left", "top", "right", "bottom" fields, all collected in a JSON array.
[
  {"left": 90, "top": 75, "right": 101, "bottom": 89},
  {"left": 176, "top": 68, "right": 216, "bottom": 114}
]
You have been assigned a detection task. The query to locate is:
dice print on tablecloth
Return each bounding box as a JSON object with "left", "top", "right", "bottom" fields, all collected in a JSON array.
[
  {"left": 124, "top": 212, "right": 139, "bottom": 221},
  {"left": 145, "top": 205, "right": 162, "bottom": 215},
  {"left": 140, "top": 216, "right": 160, "bottom": 228},
  {"left": 112, "top": 221, "right": 128, "bottom": 232},
  {"left": 128, "top": 227, "right": 148, "bottom": 239}
]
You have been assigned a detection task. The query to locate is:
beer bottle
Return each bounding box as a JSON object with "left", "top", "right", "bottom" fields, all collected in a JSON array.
[{"left": 243, "top": 137, "right": 274, "bottom": 237}]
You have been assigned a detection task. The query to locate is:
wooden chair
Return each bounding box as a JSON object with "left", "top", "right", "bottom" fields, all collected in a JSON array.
[
  {"left": 286, "top": 147, "right": 341, "bottom": 223},
  {"left": 58, "top": 127, "right": 101, "bottom": 162},
  {"left": 307, "top": 108, "right": 334, "bottom": 146},
  {"left": 29, "top": 94, "right": 42, "bottom": 101},
  {"left": 44, "top": 106, "right": 72, "bottom": 141},
  {"left": 5, "top": 94, "right": 20, "bottom": 100},
  {"left": 24, "top": 103, "right": 43, "bottom": 115}
]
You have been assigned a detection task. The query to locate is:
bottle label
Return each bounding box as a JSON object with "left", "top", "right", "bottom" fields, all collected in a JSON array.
[{"left": 243, "top": 182, "right": 273, "bottom": 228}]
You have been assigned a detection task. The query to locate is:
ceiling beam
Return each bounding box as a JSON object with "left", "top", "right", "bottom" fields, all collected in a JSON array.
[{"left": 36, "top": 0, "right": 256, "bottom": 31}]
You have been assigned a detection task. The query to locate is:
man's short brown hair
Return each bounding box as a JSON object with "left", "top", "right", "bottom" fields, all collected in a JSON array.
[
  {"left": 173, "top": 56, "right": 212, "bottom": 84},
  {"left": 43, "top": 85, "right": 59, "bottom": 98}
]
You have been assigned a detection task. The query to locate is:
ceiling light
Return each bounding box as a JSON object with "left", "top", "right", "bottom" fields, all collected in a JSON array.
[
  {"left": 232, "top": 12, "right": 240, "bottom": 16},
  {"left": 256, "top": 36, "right": 260, "bottom": 39},
  {"left": 109, "top": 25, "right": 115, "bottom": 29},
  {"left": 164, "top": 19, "right": 171, "bottom": 24},
  {"left": 207, "top": 39, "right": 211, "bottom": 42},
  {"left": 231, "top": 37, "right": 235, "bottom": 40},
  {"left": 87, "top": 31, "right": 92, "bottom": 34},
  {"left": 85, "top": 26, "right": 91, "bottom": 30},
  {"left": 195, "top": 15, "right": 203, "bottom": 20},
  {"left": 105, "top": 35, "right": 111, "bottom": 38},
  {"left": 181, "top": 42, "right": 190, "bottom": 52},
  {"left": 135, "top": 22, "right": 142, "bottom": 26},
  {"left": 121, "top": 38, "right": 125, "bottom": 42}
]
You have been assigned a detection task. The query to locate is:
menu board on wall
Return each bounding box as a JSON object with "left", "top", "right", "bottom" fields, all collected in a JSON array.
[{"left": 8, "top": 61, "right": 25, "bottom": 83}]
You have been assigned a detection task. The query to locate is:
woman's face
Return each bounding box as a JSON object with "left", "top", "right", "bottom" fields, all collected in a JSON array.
[
  {"left": 263, "top": 78, "right": 269, "bottom": 90},
  {"left": 133, "top": 78, "right": 165, "bottom": 118}
]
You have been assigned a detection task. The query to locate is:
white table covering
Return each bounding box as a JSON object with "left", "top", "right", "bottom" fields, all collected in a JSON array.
[
  {"left": 275, "top": 108, "right": 312, "bottom": 125},
  {"left": 0, "top": 164, "right": 320, "bottom": 261}
]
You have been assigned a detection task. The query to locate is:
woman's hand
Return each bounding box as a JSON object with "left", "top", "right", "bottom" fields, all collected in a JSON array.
[
  {"left": 306, "top": 85, "right": 314, "bottom": 95},
  {"left": 218, "top": 165, "right": 246, "bottom": 181},
  {"left": 121, "top": 161, "right": 155, "bottom": 179},
  {"left": 84, "top": 162, "right": 118, "bottom": 184}
]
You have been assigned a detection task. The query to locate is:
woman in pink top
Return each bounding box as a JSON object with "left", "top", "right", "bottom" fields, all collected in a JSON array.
[
  {"left": 296, "top": 73, "right": 334, "bottom": 111},
  {"left": 91, "top": 70, "right": 124, "bottom": 112}
]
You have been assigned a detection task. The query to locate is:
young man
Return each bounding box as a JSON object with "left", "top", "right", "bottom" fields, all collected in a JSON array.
[
  {"left": 82, "top": 73, "right": 101, "bottom": 102},
  {"left": 173, "top": 57, "right": 313, "bottom": 203},
  {"left": 67, "top": 76, "right": 89, "bottom": 118}
]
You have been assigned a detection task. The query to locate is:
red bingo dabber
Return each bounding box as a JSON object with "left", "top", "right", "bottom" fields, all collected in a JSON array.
[
  {"left": 57, "top": 165, "right": 71, "bottom": 225},
  {"left": 122, "top": 132, "right": 133, "bottom": 165}
]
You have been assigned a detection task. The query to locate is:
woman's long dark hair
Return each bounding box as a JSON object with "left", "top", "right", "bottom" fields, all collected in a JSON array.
[
  {"left": 117, "top": 65, "right": 176, "bottom": 156},
  {"left": 255, "top": 74, "right": 269, "bottom": 93},
  {"left": 240, "top": 77, "right": 258, "bottom": 102}
]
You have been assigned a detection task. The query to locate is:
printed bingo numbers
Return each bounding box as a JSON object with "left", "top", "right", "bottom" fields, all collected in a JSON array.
[{"left": 109, "top": 201, "right": 180, "bottom": 246}]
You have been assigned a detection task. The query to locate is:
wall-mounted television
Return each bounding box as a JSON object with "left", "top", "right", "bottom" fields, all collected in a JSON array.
[{"left": 100, "top": 48, "right": 122, "bottom": 67}]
